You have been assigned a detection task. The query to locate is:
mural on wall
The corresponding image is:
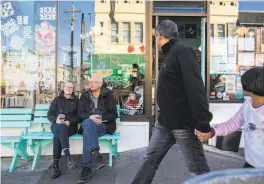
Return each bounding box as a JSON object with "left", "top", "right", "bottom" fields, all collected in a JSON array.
[{"left": 91, "top": 54, "right": 145, "bottom": 88}]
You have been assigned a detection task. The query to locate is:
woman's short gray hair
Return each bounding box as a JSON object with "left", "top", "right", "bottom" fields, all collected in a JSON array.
[{"left": 62, "top": 80, "right": 75, "bottom": 91}]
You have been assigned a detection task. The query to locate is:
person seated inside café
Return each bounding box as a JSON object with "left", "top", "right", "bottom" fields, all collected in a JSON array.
[{"left": 125, "top": 92, "right": 139, "bottom": 108}]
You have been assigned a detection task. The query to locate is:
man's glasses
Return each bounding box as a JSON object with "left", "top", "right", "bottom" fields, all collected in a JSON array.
[{"left": 88, "top": 81, "right": 101, "bottom": 84}]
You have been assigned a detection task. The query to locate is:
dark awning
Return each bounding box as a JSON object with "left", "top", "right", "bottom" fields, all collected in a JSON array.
[{"left": 238, "top": 12, "right": 264, "bottom": 26}]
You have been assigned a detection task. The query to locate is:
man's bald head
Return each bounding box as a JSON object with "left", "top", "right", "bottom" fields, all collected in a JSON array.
[
  {"left": 89, "top": 73, "right": 103, "bottom": 91},
  {"left": 90, "top": 73, "right": 103, "bottom": 84}
]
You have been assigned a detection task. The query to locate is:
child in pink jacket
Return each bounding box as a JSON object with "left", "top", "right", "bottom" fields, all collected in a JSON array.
[{"left": 211, "top": 67, "right": 264, "bottom": 168}]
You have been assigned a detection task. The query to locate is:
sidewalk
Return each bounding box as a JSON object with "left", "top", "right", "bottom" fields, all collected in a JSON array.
[{"left": 1, "top": 145, "right": 245, "bottom": 184}]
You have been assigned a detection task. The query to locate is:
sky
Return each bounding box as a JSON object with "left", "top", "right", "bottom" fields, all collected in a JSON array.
[{"left": 239, "top": 1, "right": 264, "bottom": 11}]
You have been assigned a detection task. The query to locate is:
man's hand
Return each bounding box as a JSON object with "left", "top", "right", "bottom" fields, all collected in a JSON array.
[
  {"left": 64, "top": 121, "right": 70, "bottom": 126},
  {"left": 56, "top": 118, "right": 64, "bottom": 124},
  {"left": 195, "top": 131, "right": 211, "bottom": 142},
  {"left": 89, "top": 115, "right": 102, "bottom": 125}
]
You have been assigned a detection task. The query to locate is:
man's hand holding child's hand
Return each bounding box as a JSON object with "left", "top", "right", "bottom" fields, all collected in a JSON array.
[{"left": 195, "top": 128, "right": 215, "bottom": 142}]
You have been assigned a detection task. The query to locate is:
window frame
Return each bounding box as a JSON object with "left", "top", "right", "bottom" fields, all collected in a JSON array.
[
  {"left": 111, "top": 22, "right": 119, "bottom": 43},
  {"left": 217, "top": 24, "right": 225, "bottom": 38},
  {"left": 135, "top": 22, "right": 143, "bottom": 43},
  {"left": 210, "top": 24, "right": 214, "bottom": 38},
  {"left": 123, "top": 22, "right": 131, "bottom": 43}
]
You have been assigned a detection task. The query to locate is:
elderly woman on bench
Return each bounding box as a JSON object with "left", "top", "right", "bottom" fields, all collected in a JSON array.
[{"left": 47, "top": 80, "right": 80, "bottom": 179}]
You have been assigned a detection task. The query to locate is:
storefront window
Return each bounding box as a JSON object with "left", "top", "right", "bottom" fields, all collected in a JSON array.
[
  {"left": 1, "top": 0, "right": 146, "bottom": 116},
  {"left": 209, "top": 1, "right": 264, "bottom": 102}
]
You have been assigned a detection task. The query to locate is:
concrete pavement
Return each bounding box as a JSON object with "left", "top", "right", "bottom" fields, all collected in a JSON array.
[{"left": 1, "top": 145, "right": 245, "bottom": 184}]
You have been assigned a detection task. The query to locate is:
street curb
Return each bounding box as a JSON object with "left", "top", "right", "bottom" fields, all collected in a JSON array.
[{"left": 203, "top": 145, "right": 244, "bottom": 160}]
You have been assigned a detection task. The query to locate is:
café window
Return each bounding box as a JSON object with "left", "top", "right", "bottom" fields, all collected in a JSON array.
[
  {"left": 1, "top": 1, "right": 147, "bottom": 117},
  {"left": 210, "top": 25, "right": 264, "bottom": 102},
  {"left": 1, "top": 1, "right": 57, "bottom": 108}
]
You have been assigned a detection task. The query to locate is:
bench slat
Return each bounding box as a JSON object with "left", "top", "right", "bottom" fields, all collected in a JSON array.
[
  {"left": 35, "top": 104, "right": 50, "bottom": 110},
  {"left": 24, "top": 132, "right": 53, "bottom": 139},
  {"left": 0, "top": 136, "right": 23, "bottom": 143},
  {"left": 34, "top": 111, "right": 48, "bottom": 117},
  {"left": 1, "top": 115, "right": 32, "bottom": 121},
  {"left": 24, "top": 132, "right": 121, "bottom": 140},
  {"left": 33, "top": 117, "right": 50, "bottom": 124},
  {"left": 1, "top": 108, "right": 33, "bottom": 115},
  {"left": 70, "top": 132, "right": 120, "bottom": 140},
  {"left": 0, "top": 121, "right": 31, "bottom": 128}
]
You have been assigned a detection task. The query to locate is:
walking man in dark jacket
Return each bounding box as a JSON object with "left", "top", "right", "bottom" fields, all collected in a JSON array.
[
  {"left": 48, "top": 80, "right": 79, "bottom": 179},
  {"left": 77, "top": 74, "right": 117, "bottom": 183},
  {"left": 131, "top": 20, "right": 212, "bottom": 184}
]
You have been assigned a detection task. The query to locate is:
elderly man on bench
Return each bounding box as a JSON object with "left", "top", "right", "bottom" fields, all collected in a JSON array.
[{"left": 77, "top": 74, "right": 117, "bottom": 183}]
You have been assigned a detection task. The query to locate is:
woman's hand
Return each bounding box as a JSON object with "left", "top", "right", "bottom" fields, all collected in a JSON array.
[
  {"left": 64, "top": 121, "right": 70, "bottom": 126},
  {"left": 56, "top": 118, "right": 64, "bottom": 124}
]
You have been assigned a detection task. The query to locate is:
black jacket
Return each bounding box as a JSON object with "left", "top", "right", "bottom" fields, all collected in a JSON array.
[
  {"left": 47, "top": 92, "right": 80, "bottom": 128},
  {"left": 157, "top": 39, "right": 212, "bottom": 133},
  {"left": 77, "top": 87, "right": 117, "bottom": 134}
]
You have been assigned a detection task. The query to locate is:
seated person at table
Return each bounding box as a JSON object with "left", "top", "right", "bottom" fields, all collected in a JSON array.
[
  {"left": 125, "top": 92, "right": 139, "bottom": 108},
  {"left": 47, "top": 80, "right": 80, "bottom": 179},
  {"left": 77, "top": 74, "right": 117, "bottom": 183}
]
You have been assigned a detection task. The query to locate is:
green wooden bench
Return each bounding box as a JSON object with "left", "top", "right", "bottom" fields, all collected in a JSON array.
[
  {"left": 0, "top": 108, "right": 32, "bottom": 172},
  {"left": 24, "top": 104, "right": 121, "bottom": 170}
]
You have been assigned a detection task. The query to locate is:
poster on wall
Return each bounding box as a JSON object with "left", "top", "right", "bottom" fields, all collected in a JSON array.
[
  {"left": 256, "top": 54, "right": 264, "bottom": 66},
  {"left": 185, "top": 24, "right": 196, "bottom": 38},
  {"left": 91, "top": 54, "right": 145, "bottom": 88},
  {"left": 225, "top": 75, "right": 236, "bottom": 94},
  {"left": 238, "top": 53, "right": 255, "bottom": 66}
]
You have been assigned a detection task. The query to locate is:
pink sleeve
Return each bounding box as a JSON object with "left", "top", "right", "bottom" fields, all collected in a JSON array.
[{"left": 213, "top": 106, "right": 244, "bottom": 136}]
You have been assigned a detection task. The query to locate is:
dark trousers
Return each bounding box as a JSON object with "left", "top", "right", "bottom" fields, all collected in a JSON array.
[
  {"left": 51, "top": 124, "right": 77, "bottom": 160},
  {"left": 81, "top": 119, "right": 106, "bottom": 168},
  {"left": 243, "top": 162, "right": 254, "bottom": 168},
  {"left": 131, "top": 122, "right": 210, "bottom": 184}
]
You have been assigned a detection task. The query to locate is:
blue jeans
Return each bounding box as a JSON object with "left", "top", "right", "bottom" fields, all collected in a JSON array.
[
  {"left": 81, "top": 119, "right": 106, "bottom": 168},
  {"left": 131, "top": 121, "right": 210, "bottom": 184}
]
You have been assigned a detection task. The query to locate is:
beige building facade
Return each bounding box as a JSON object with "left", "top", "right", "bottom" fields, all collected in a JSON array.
[
  {"left": 94, "top": 0, "right": 146, "bottom": 54},
  {"left": 210, "top": 0, "right": 238, "bottom": 38}
]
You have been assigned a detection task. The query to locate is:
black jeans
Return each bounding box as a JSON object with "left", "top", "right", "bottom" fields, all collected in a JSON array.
[
  {"left": 51, "top": 124, "right": 77, "bottom": 160},
  {"left": 131, "top": 122, "right": 210, "bottom": 184}
]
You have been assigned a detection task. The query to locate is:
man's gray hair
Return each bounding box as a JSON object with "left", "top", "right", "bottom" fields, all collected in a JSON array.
[{"left": 156, "top": 20, "right": 179, "bottom": 39}]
